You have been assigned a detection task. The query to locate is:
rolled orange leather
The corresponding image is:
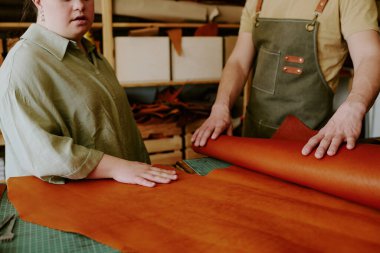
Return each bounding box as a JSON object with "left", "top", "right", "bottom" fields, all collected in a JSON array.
[{"left": 193, "top": 119, "right": 380, "bottom": 210}]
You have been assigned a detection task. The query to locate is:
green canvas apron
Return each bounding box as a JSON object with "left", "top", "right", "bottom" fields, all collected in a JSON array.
[{"left": 243, "top": 0, "right": 334, "bottom": 138}]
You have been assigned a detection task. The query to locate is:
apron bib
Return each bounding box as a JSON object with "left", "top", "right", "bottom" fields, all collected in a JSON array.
[{"left": 243, "top": 0, "right": 333, "bottom": 138}]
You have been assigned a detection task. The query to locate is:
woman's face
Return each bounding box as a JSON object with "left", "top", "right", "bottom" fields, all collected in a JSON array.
[{"left": 34, "top": 0, "right": 94, "bottom": 42}]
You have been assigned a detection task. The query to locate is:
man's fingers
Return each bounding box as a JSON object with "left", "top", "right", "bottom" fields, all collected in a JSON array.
[
  {"left": 302, "top": 135, "right": 322, "bottom": 156},
  {"left": 191, "top": 128, "right": 200, "bottom": 143},
  {"left": 315, "top": 136, "right": 333, "bottom": 159},
  {"left": 198, "top": 127, "right": 214, "bottom": 147},
  {"left": 346, "top": 136, "right": 356, "bottom": 150},
  {"left": 327, "top": 136, "right": 343, "bottom": 156},
  {"left": 211, "top": 125, "right": 225, "bottom": 140},
  {"left": 226, "top": 124, "right": 233, "bottom": 136}
]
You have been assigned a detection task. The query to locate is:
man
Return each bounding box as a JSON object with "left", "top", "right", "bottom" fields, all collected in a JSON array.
[{"left": 192, "top": 0, "right": 380, "bottom": 159}]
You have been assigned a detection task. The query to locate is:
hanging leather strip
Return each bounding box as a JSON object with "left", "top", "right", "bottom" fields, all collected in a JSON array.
[{"left": 167, "top": 28, "right": 183, "bottom": 56}]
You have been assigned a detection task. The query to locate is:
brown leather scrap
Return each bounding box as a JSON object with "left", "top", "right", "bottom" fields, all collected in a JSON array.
[
  {"left": 194, "top": 23, "right": 218, "bottom": 36},
  {"left": 167, "top": 28, "right": 183, "bottom": 56},
  {"left": 132, "top": 87, "right": 211, "bottom": 126}
]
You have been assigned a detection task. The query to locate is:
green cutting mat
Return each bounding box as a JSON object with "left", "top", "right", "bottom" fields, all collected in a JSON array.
[
  {"left": 0, "top": 187, "right": 118, "bottom": 253},
  {"left": 182, "top": 157, "right": 231, "bottom": 176}
]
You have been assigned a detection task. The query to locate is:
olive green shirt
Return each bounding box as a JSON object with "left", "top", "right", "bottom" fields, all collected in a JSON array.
[{"left": 0, "top": 24, "right": 149, "bottom": 184}]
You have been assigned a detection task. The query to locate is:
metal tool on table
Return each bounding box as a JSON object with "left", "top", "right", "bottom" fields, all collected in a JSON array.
[{"left": 0, "top": 213, "right": 16, "bottom": 242}]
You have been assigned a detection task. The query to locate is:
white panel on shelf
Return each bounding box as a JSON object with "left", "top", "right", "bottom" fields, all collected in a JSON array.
[
  {"left": 171, "top": 37, "right": 223, "bottom": 81},
  {"left": 115, "top": 37, "right": 171, "bottom": 84}
]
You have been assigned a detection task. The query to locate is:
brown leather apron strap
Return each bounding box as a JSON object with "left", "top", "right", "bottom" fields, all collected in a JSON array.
[
  {"left": 315, "top": 0, "right": 329, "bottom": 14},
  {"left": 256, "top": 0, "right": 264, "bottom": 13},
  {"left": 256, "top": 0, "right": 329, "bottom": 14}
]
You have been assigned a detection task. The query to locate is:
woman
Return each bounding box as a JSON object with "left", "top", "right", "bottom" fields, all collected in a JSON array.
[{"left": 0, "top": 0, "right": 177, "bottom": 186}]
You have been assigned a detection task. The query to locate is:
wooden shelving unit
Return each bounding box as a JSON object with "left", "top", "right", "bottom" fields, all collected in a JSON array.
[{"left": 98, "top": 0, "right": 240, "bottom": 162}]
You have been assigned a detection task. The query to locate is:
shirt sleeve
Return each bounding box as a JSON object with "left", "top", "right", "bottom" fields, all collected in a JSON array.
[
  {"left": 0, "top": 61, "right": 104, "bottom": 184},
  {"left": 239, "top": 0, "right": 256, "bottom": 34},
  {"left": 340, "top": 0, "right": 379, "bottom": 39}
]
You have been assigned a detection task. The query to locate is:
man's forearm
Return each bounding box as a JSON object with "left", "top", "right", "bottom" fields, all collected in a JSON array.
[
  {"left": 214, "top": 61, "right": 251, "bottom": 110},
  {"left": 348, "top": 55, "right": 380, "bottom": 112}
]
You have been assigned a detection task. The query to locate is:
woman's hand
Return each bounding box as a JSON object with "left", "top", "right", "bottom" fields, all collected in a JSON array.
[
  {"left": 111, "top": 161, "right": 178, "bottom": 187},
  {"left": 88, "top": 155, "right": 178, "bottom": 187}
]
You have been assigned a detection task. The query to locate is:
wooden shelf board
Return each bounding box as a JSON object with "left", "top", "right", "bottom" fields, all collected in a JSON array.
[
  {"left": 121, "top": 79, "right": 219, "bottom": 88},
  {"left": 112, "top": 23, "right": 240, "bottom": 29},
  {"left": 0, "top": 22, "right": 238, "bottom": 30}
]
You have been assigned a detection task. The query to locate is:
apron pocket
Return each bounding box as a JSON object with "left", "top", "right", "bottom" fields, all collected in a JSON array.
[{"left": 252, "top": 47, "right": 280, "bottom": 95}]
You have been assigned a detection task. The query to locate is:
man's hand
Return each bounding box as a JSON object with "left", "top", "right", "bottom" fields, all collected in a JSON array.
[
  {"left": 191, "top": 104, "right": 233, "bottom": 147},
  {"left": 301, "top": 99, "right": 366, "bottom": 159}
]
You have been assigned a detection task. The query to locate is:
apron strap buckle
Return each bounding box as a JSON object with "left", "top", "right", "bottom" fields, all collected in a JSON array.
[
  {"left": 255, "top": 12, "right": 261, "bottom": 27},
  {"left": 305, "top": 13, "right": 319, "bottom": 32}
]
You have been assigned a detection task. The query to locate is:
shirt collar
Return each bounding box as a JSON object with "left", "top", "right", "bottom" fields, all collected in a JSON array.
[
  {"left": 21, "top": 24, "right": 100, "bottom": 61},
  {"left": 21, "top": 24, "right": 69, "bottom": 61}
]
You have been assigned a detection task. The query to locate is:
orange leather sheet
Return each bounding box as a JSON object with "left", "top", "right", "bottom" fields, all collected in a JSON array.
[
  {"left": 194, "top": 116, "right": 380, "bottom": 210},
  {"left": 6, "top": 116, "right": 380, "bottom": 252},
  {"left": 7, "top": 170, "right": 380, "bottom": 253}
]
